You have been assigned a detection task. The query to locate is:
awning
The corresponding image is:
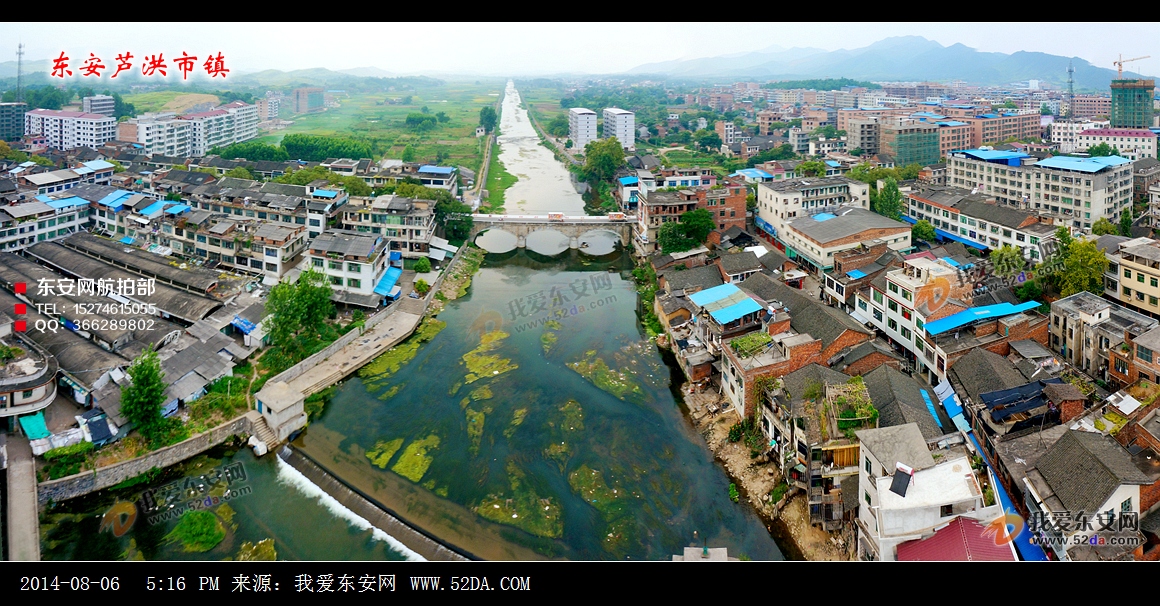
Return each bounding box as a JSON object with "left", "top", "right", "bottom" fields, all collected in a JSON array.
[
  {"left": 129, "top": 215, "right": 150, "bottom": 225},
  {"left": 165, "top": 204, "right": 190, "bottom": 215},
  {"left": 709, "top": 298, "right": 763, "bottom": 324},
  {"left": 850, "top": 309, "right": 872, "bottom": 325},
  {"left": 430, "top": 236, "right": 458, "bottom": 253},
  {"left": 426, "top": 248, "right": 447, "bottom": 261},
  {"left": 374, "top": 266, "right": 404, "bottom": 296},
  {"left": 231, "top": 315, "right": 258, "bottom": 334},
  {"left": 389, "top": 251, "right": 402, "bottom": 262},
  {"left": 387, "top": 285, "right": 402, "bottom": 300},
  {"left": 120, "top": 236, "right": 134, "bottom": 244},
  {"left": 19, "top": 411, "right": 51, "bottom": 440}
]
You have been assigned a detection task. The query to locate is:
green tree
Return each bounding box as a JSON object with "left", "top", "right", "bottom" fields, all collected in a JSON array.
[
  {"left": 1120, "top": 210, "right": 1133, "bottom": 237},
  {"left": 479, "top": 106, "right": 498, "bottom": 132},
  {"left": 797, "top": 160, "right": 826, "bottom": 177},
  {"left": 658, "top": 222, "right": 696, "bottom": 254},
  {"left": 414, "top": 279, "right": 431, "bottom": 294},
  {"left": 874, "top": 178, "right": 903, "bottom": 220},
  {"left": 402, "top": 144, "right": 416, "bottom": 162},
  {"left": 164, "top": 192, "right": 183, "bottom": 201},
  {"left": 582, "top": 138, "right": 626, "bottom": 182},
  {"left": 435, "top": 111, "right": 449, "bottom": 123},
  {"left": 990, "top": 244, "right": 1025, "bottom": 282},
  {"left": 414, "top": 256, "right": 431, "bottom": 273},
  {"left": 121, "top": 346, "right": 166, "bottom": 437},
  {"left": 1040, "top": 104, "right": 1053, "bottom": 115},
  {"left": 1059, "top": 239, "right": 1109, "bottom": 297},
  {"left": 564, "top": 139, "right": 573, "bottom": 149},
  {"left": 1091, "top": 217, "right": 1118, "bottom": 235},
  {"left": 1014, "top": 279, "right": 1042, "bottom": 302},
  {"left": 224, "top": 166, "right": 256, "bottom": 180},
  {"left": 746, "top": 144, "right": 796, "bottom": 167},
  {"left": 263, "top": 269, "right": 334, "bottom": 361},
  {"left": 911, "top": 219, "right": 937, "bottom": 243},
  {"left": 1087, "top": 142, "right": 1119, "bottom": 157},
  {"left": 215, "top": 141, "right": 289, "bottom": 162},
  {"left": 108, "top": 159, "right": 126, "bottom": 173},
  {"left": 546, "top": 115, "right": 569, "bottom": 137},
  {"left": 693, "top": 129, "right": 722, "bottom": 152},
  {"left": 680, "top": 208, "right": 716, "bottom": 243}
]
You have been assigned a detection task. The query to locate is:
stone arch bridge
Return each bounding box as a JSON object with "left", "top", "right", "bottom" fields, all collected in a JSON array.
[{"left": 469, "top": 214, "right": 634, "bottom": 249}]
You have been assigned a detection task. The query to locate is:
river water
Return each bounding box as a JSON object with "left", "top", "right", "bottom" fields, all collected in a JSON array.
[{"left": 493, "top": 82, "right": 586, "bottom": 215}]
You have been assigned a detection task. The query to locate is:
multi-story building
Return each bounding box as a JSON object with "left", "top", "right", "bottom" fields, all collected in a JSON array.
[
  {"left": 964, "top": 112, "right": 1041, "bottom": 147},
  {"left": 753, "top": 176, "right": 870, "bottom": 249},
  {"left": 568, "top": 108, "right": 598, "bottom": 152},
  {"left": 808, "top": 136, "right": 847, "bottom": 157},
  {"left": 341, "top": 194, "right": 436, "bottom": 258},
  {"left": 1051, "top": 118, "right": 1110, "bottom": 153},
  {"left": 933, "top": 120, "right": 971, "bottom": 158},
  {"left": 16, "top": 160, "right": 115, "bottom": 195},
  {"left": 846, "top": 118, "right": 880, "bottom": 155},
  {"left": 117, "top": 113, "right": 193, "bottom": 157},
  {"left": 1101, "top": 237, "right": 1160, "bottom": 320},
  {"left": 657, "top": 166, "right": 716, "bottom": 188},
  {"left": 294, "top": 87, "right": 324, "bottom": 114},
  {"left": 1068, "top": 95, "right": 1112, "bottom": 119},
  {"left": 634, "top": 189, "right": 699, "bottom": 254},
  {"left": 256, "top": 97, "right": 280, "bottom": 121},
  {"left": 308, "top": 229, "right": 389, "bottom": 308},
  {"left": 714, "top": 120, "right": 734, "bottom": 147},
  {"left": 904, "top": 185, "right": 1056, "bottom": 256},
  {"left": 757, "top": 110, "right": 781, "bottom": 136},
  {"left": 0, "top": 102, "right": 27, "bottom": 141},
  {"left": 0, "top": 194, "right": 90, "bottom": 251},
  {"left": 880, "top": 120, "right": 940, "bottom": 166},
  {"left": 779, "top": 206, "right": 910, "bottom": 274},
  {"left": 854, "top": 424, "right": 937, "bottom": 561},
  {"left": 787, "top": 127, "right": 811, "bottom": 155},
  {"left": 1075, "top": 128, "right": 1156, "bottom": 161},
  {"left": 694, "top": 178, "right": 746, "bottom": 232},
  {"left": 1049, "top": 291, "right": 1157, "bottom": 385},
  {"left": 946, "top": 148, "right": 1133, "bottom": 231},
  {"left": 602, "top": 107, "right": 634, "bottom": 150},
  {"left": 81, "top": 94, "right": 116, "bottom": 117},
  {"left": 182, "top": 101, "right": 259, "bottom": 156},
  {"left": 0, "top": 316, "right": 58, "bottom": 425},
  {"left": 1133, "top": 158, "right": 1160, "bottom": 206},
  {"left": 1109, "top": 79, "right": 1155, "bottom": 129},
  {"left": 24, "top": 109, "right": 117, "bottom": 150}
]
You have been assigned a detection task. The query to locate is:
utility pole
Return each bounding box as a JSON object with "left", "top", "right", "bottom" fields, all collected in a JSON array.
[
  {"left": 1066, "top": 60, "right": 1074, "bottom": 119},
  {"left": 16, "top": 42, "right": 24, "bottom": 103}
]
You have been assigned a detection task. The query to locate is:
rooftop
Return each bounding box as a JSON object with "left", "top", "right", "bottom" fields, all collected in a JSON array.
[
  {"left": 789, "top": 207, "right": 908, "bottom": 245},
  {"left": 310, "top": 229, "right": 382, "bottom": 258},
  {"left": 1035, "top": 155, "right": 1131, "bottom": 173},
  {"left": 896, "top": 517, "right": 1017, "bottom": 561},
  {"left": 1029, "top": 430, "right": 1151, "bottom": 514},
  {"left": 856, "top": 423, "right": 937, "bottom": 473},
  {"left": 877, "top": 456, "right": 979, "bottom": 509}
]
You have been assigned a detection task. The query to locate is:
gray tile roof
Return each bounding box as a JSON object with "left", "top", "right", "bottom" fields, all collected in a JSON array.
[
  {"left": 779, "top": 363, "right": 850, "bottom": 413},
  {"left": 855, "top": 423, "right": 937, "bottom": 473},
  {"left": 789, "top": 207, "right": 908, "bottom": 245},
  {"left": 758, "top": 249, "right": 790, "bottom": 273},
  {"left": 862, "top": 365, "right": 944, "bottom": 440},
  {"left": 741, "top": 273, "right": 871, "bottom": 346},
  {"left": 1033, "top": 430, "right": 1151, "bottom": 514},
  {"left": 830, "top": 339, "right": 903, "bottom": 371},
  {"left": 310, "top": 229, "right": 380, "bottom": 258},
  {"left": 660, "top": 264, "right": 723, "bottom": 293},
  {"left": 718, "top": 251, "right": 763, "bottom": 275},
  {"left": 948, "top": 348, "right": 1029, "bottom": 404}
]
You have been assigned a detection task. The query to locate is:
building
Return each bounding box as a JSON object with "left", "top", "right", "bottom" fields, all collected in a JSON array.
[
  {"left": 24, "top": 109, "right": 117, "bottom": 150},
  {"left": 933, "top": 121, "right": 971, "bottom": 158},
  {"left": 1075, "top": 128, "right": 1157, "bottom": 161},
  {"left": 1110, "top": 79, "right": 1155, "bottom": 129},
  {"left": 752, "top": 176, "right": 871, "bottom": 252},
  {"left": 964, "top": 112, "right": 1042, "bottom": 147},
  {"left": 0, "top": 102, "right": 27, "bottom": 141},
  {"left": 634, "top": 189, "right": 699, "bottom": 254},
  {"left": 846, "top": 118, "right": 880, "bottom": 155},
  {"left": 256, "top": 97, "right": 280, "bottom": 121},
  {"left": 1133, "top": 158, "right": 1160, "bottom": 205},
  {"left": 714, "top": 120, "right": 735, "bottom": 147},
  {"left": 1051, "top": 118, "right": 1110, "bottom": 153},
  {"left": 904, "top": 185, "right": 1056, "bottom": 256},
  {"left": 880, "top": 120, "right": 940, "bottom": 166},
  {"left": 81, "top": 94, "right": 116, "bottom": 117},
  {"left": 780, "top": 207, "right": 910, "bottom": 275},
  {"left": 294, "top": 87, "right": 324, "bottom": 114},
  {"left": 1100, "top": 237, "right": 1160, "bottom": 322},
  {"left": 602, "top": 108, "right": 634, "bottom": 150},
  {"left": 1069, "top": 95, "right": 1113, "bottom": 119},
  {"left": 308, "top": 229, "right": 389, "bottom": 308},
  {"left": 854, "top": 423, "right": 936, "bottom": 560},
  {"left": 117, "top": 113, "right": 193, "bottom": 157},
  {"left": 1049, "top": 291, "right": 1157, "bottom": 386},
  {"left": 182, "top": 102, "right": 260, "bottom": 156},
  {"left": 946, "top": 149, "right": 1134, "bottom": 231},
  {"left": 568, "top": 108, "right": 598, "bottom": 152},
  {"left": 341, "top": 194, "right": 437, "bottom": 259}
]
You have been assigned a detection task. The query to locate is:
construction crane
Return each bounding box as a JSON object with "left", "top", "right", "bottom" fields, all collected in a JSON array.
[{"left": 1114, "top": 54, "right": 1150, "bottom": 79}]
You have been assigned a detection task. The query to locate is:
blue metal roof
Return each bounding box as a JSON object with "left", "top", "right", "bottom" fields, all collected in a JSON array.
[
  {"left": 731, "top": 168, "right": 773, "bottom": 180},
  {"left": 374, "top": 266, "right": 404, "bottom": 296},
  {"left": 34, "top": 194, "right": 52, "bottom": 202},
  {"left": 120, "top": 236, "right": 134, "bottom": 245},
  {"left": 139, "top": 201, "right": 168, "bottom": 216},
  {"left": 924, "top": 301, "right": 1041, "bottom": 336},
  {"left": 73, "top": 166, "right": 94, "bottom": 176},
  {"left": 46, "top": 196, "right": 88, "bottom": 210},
  {"left": 418, "top": 165, "right": 455, "bottom": 175},
  {"left": 936, "top": 120, "right": 968, "bottom": 126},
  {"left": 824, "top": 160, "right": 841, "bottom": 167},
  {"left": 920, "top": 389, "right": 943, "bottom": 429},
  {"left": 959, "top": 149, "right": 1030, "bottom": 161},
  {"left": 688, "top": 283, "right": 741, "bottom": 307},
  {"left": 83, "top": 160, "right": 114, "bottom": 171},
  {"left": 813, "top": 213, "right": 836, "bottom": 221},
  {"left": 618, "top": 176, "right": 639, "bottom": 186},
  {"left": 1035, "top": 155, "right": 1131, "bottom": 173},
  {"left": 846, "top": 268, "right": 867, "bottom": 279},
  {"left": 968, "top": 432, "right": 1049, "bottom": 561},
  {"left": 165, "top": 204, "right": 190, "bottom": 215},
  {"left": 97, "top": 189, "right": 135, "bottom": 210},
  {"left": 709, "top": 298, "right": 763, "bottom": 324},
  {"left": 313, "top": 189, "right": 338, "bottom": 198},
  {"left": 232, "top": 315, "right": 258, "bottom": 334}
]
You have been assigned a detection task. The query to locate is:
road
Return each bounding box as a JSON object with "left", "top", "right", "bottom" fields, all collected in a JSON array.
[{"left": 5, "top": 434, "right": 40, "bottom": 561}]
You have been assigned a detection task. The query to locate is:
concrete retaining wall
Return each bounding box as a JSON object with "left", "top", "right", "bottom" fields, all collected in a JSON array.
[
  {"left": 37, "top": 413, "right": 256, "bottom": 506},
  {"left": 269, "top": 306, "right": 397, "bottom": 387}
]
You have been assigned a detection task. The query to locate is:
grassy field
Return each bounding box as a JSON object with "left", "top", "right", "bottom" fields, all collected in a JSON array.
[
  {"left": 481, "top": 148, "right": 516, "bottom": 213},
  {"left": 519, "top": 86, "right": 567, "bottom": 126},
  {"left": 124, "top": 91, "right": 220, "bottom": 114},
  {"left": 266, "top": 81, "right": 503, "bottom": 172},
  {"left": 655, "top": 148, "right": 726, "bottom": 172}
]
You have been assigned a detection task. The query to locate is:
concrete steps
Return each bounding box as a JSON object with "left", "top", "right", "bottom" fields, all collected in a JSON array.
[{"left": 251, "top": 415, "right": 279, "bottom": 451}]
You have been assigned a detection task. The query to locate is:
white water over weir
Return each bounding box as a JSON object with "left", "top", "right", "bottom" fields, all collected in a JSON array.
[{"left": 276, "top": 446, "right": 470, "bottom": 561}]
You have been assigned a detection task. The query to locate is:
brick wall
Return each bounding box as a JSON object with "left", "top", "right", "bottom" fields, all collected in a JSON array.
[
  {"left": 1059, "top": 399, "right": 1086, "bottom": 424},
  {"left": 1140, "top": 477, "right": 1160, "bottom": 513},
  {"left": 843, "top": 351, "right": 903, "bottom": 377},
  {"left": 833, "top": 243, "right": 888, "bottom": 275},
  {"left": 819, "top": 328, "right": 873, "bottom": 364}
]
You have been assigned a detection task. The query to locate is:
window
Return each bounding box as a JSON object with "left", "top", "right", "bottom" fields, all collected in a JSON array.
[
  {"left": 915, "top": 317, "right": 924, "bottom": 331},
  {"left": 873, "top": 309, "right": 883, "bottom": 321},
  {"left": 902, "top": 309, "right": 912, "bottom": 320},
  {"left": 888, "top": 282, "right": 898, "bottom": 293},
  {"left": 1115, "top": 357, "right": 1129, "bottom": 375},
  {"left": 940, "top": 504, "right": 953, "bottom": 517},
  {"left": 858, "top": 299, "right": 867, "bottom": 311},
  {"left": 1139, "top": 346, "right": 1153, "bottom": 363},
  {"left": 888, "top": 300, "right": 898, "bottom": 312},
  {"left": 865, "top": 491, "right": 872, "bottom": 507},
  {"left": 347, "top": 263, "right": 361, "bottom": 272},
  {"left": 1139, "top": 273, "right": 1145, "bottom": 283},
  {"left": 1122, "top": 498, "right": 1132, "bottom": 513},
  {"left": 866, "top": 458, "right": 873, "bottom": 475},
  {"left": 328, "top": 260, "right": 342, "bottom": 270},
  {"left": 902, "top": 289, "right": 912, "bottom": 301},
  {"left": 1152, "top": 277, "right": 1158, "bottom": 288},
  {"left": 347, "top": 278, "right": 361, "bottom": 288},
  {"left": 329, "top": 276, "right": 343, "bottom": 286},
  {"left": 265, "top": 263, "right": 277, "bottom": 272},
  {"left": 1125, "top": 287, "right": 1132, "bottom": 296},
  {"left": 1125, "top": 268, "right": 1132, "bottom": 278},
  {"left": 265, "top": 247, "right": 277, "bottom": 257},
  {"left": 901, "top": 327, "right": 912, "bottom": 340},
  {"left": 888, "top": 318, "right": 897, "bottom": 331},
  {"left": 312, "top": 258, "right": 323, "bottom": 268},
  {"left": 873, "top": 290, "right": 883, "bottom": 304}
]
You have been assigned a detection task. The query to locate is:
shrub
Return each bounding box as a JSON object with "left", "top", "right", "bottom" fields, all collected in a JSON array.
[
  {"left": 728, "top": 422, "right": 743, "bottom": 442},
  {"left": 414, "top": 279, "right": 431, "bottom": 295},
  {"left": 729, "top": 483, "right": 740, "bottom": 503},
  {"left": 414, "top": 257, "right": 431, "bottom": 273}
]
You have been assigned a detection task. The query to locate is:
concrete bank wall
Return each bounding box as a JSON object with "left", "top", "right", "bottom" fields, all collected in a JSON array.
[
  {"left": 37, "top": 413, "right": 256, "bottom": 506},
  {"left": 270, "top": 305, "right": 397, "bottom": 386}
]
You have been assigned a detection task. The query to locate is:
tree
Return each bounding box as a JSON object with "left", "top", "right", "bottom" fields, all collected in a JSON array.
[
  {"left": 1091, "top": 217, "right": 1118, "bottom": 235},
  {"left": 681, "top": 209, "right": 716, "bottom": 243},
  {"left": 564, "top": 139, "right": 573, "bottom": 149},
  {"left": 402, "top": 144, "right": 416, "bottom": 162},
  {"left": 435, "top": 111, "right": 449, "bottom": 123},
  {"left": 263, "top": 269, "right": 334, "bottom": 360},
  {"left": 215, "top": 141, "right": 289, "bottom": 162},
  {"left": 1120, "top": 210, "right": 1134, "bottom": 237},
  {"left": 164, "top": 192, "right": 183, "bottom": 201},
  {"left": 873, "top": 178, "right": 903, "bottom": 220},
  {"left": 1040, "top": 104, "right": 1053, "bottom": 116},
  {"left": 990, "top": 244, "right": 1025, "bottom": 282},
  {"left": 414, "top": 256, "right": 431, "bottom": 273},
  {"left": 658, "top": 222, "right": 696, "bottom": 254},
  {"left": 479, "top": 106, "right": 498, "bottom": 132},
  {"left": 420, "top": 105, "right": 430, "bottom": 114},
  {"left": 121, "top": 346, "right": 166, "bottom": 437},
  {"left": 693, "top": 129, "right": 722, "bottom": 152},
  {"left": 797, "top": 160, "right": 826, "bottom": 178},
  {"left": 850, "top": 148, "right": 865, "bottom": 156},
  {"left": 1014, "top": 279, "right": 1042, "bottom": 302},
  {"left": 911, "top": 219, "right": 937, "bottom": 243},
  {"left": 546, "top": 115, "right": 569, "bottom": 137},
  {"left": 582, "top": 138, "right": 626, "bottom": 182},
  {"left": 1087, "top": 142, "right": 1119, "bottom": 157},
  {"left": 414, "top": 279, "right": 431, "bottom": 294},
  {"left": 224, "top": 166, "right": 256, "bottom": 180},
  {"left": 1059, "top": 239, "right": 1109, "bottom": 297}
]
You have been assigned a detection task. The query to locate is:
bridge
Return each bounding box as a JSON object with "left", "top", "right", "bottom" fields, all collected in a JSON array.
[{"left": 469, "top": 214, "right": 634, "bottom": 249}]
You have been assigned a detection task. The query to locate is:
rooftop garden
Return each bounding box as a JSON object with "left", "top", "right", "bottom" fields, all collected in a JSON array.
[{"left": 731, "top": 332, "right": 772, "bottom": 358}]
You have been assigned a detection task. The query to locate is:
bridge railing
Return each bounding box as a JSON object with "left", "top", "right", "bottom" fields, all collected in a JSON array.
[{"left": 471, "top": 214, "right": 636, "bottom": 223}]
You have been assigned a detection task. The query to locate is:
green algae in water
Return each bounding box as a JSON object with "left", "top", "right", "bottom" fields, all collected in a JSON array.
[
  {"left": 540, "top": 331, "right": 557, "bottom": 354},
  {"left": 236, "top": 538, "right": 277, "bottom": 561},
  {"left": 359, "top": 317, "right": 447, "bottom": 389},
  {"left": 377, "top": 383, "right": 404, "bottom": 401},
  {"left": 216, "top": 502, "right": 236, "bottom": 526},
  {"left": 435, "top": 486, "right": 449, "bottom": 497},
  {"left": 391, "top": 434, "right": 440, "bottom": 482},
  {"left": 474, "top": 461, "right": 563, "bottom": 539},
  {"left": 164, "top": 510, "right": 225, "bottom": 553},
  {"left": 466, "top": 407, "right": 486, "bottom": 456},
  {"left": 504, "top": 408, "right": 528, "bottom": 439},
  {"left": 543, "top": 441, "right": 571, "bottom": 471},
  {"left": 544, "top": 319, "right": 563, "bottom": 330},
  {"left": 448, "top": 380, "right": 463, "bottom": 396},
  {"left": 422, "top": 479, "right": 437, "bottom": 490},
  {"left": 463, "top": 330, "right": 517, "bottom": 383},
  {"left": 366, "top": 438, "right": 405, "bottom": 469},
  {"left": 567, "top": 350, "right": 645, "bottom": 402},
  {"left": 567, "top": 464, "right": 636, "bottom": 557},
  {"left": 470, "top": 385, "right": 493, "bottom": 401}
]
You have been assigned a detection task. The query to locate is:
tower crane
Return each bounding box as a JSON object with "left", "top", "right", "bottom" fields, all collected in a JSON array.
[{"left": 1115, "top": 54, "right": 1150, "bottom": 79}]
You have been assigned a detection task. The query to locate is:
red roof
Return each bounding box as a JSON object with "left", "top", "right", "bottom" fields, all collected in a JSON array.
[
  {"left": 27, "top": 109, "right": 110, "bottom": 120},
  {"left": 1079, "top": 128, "right": 1156, "bottom": 138},
  {"left": 896, "top": 517, "right": 1017, "bottom": 561}
]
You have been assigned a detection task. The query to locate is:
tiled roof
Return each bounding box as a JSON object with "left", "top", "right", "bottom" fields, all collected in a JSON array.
[
  {"left": 896, "top": 517, "right": 1016, "bottom": 561},
  {"left": 863, "top": 365, "right": 944, "bottom": 440},
  {"left": 1033, "top": 430, "right": 1151, "bottom": 514}
]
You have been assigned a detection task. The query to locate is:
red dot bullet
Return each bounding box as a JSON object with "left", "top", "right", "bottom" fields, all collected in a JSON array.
[
  {"left": 15, "top": 303, "right": 26, "bottom": 315},
  {"left": 14, "top": 282, "right": 26, "bottom": 294},
  {"left": 14, "top": 320, "right": 26, "bottom": 332}
]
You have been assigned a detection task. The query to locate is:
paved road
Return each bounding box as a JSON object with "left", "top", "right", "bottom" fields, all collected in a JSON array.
[
  {"left": 5, "top": 434, "right": 40, "bottom": 561},
  {"left": 285, "top": 309, "right": 424, "bottom": 397}
]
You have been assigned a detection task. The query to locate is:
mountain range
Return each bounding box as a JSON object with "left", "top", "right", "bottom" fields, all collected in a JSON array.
[{"left": 627, "top": 36, "right": 1154, "bottom": 91}]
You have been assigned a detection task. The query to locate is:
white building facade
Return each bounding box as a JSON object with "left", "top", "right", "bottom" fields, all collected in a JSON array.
[
  {"left": 602, "top": 107, "right": 634, "bottom": 150},
  {"left": 568, "top": 108, "right": 598, "bottom": 152},
  {"left": 24, "top": 109, "right": 117, "bottom": 150}
]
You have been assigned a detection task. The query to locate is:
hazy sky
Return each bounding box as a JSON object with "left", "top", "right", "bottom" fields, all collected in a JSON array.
[{"left": 1, "top": 22, "right": 1157, "bottom": 77}]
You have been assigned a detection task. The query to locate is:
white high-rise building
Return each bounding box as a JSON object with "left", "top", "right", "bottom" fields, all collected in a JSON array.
[
  {"left": 82, "top": 94, "right": 116, "bottom": 117},
  {"left": 603, "top": 107, "right": 635, "bottom": 150},
  {"left": 117, "top": 113, "right": 193, "bottom": 157},
  {"left": 24, "top": 109, "right": 117, "bottom": 150},
  {"left": 182, "top": 101, "right": 260, "bottom": 156},
  {"left": 569, "top": 107, "right": 598, "bottom": 152}
]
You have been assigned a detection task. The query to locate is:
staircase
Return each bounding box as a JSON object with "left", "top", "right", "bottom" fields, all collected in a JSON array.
[{"left": 251, "top": 414, "right": 280, "bottom": 452}]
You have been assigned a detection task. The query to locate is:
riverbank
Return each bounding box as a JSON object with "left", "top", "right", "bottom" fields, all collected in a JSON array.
[{"left": 680, "top": 381, "right": 850, "bottom": 561}]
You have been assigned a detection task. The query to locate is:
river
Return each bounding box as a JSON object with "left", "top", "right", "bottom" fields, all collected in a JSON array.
[{"left": 493, "top": 81, "right": 586, "bottom": 215}]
